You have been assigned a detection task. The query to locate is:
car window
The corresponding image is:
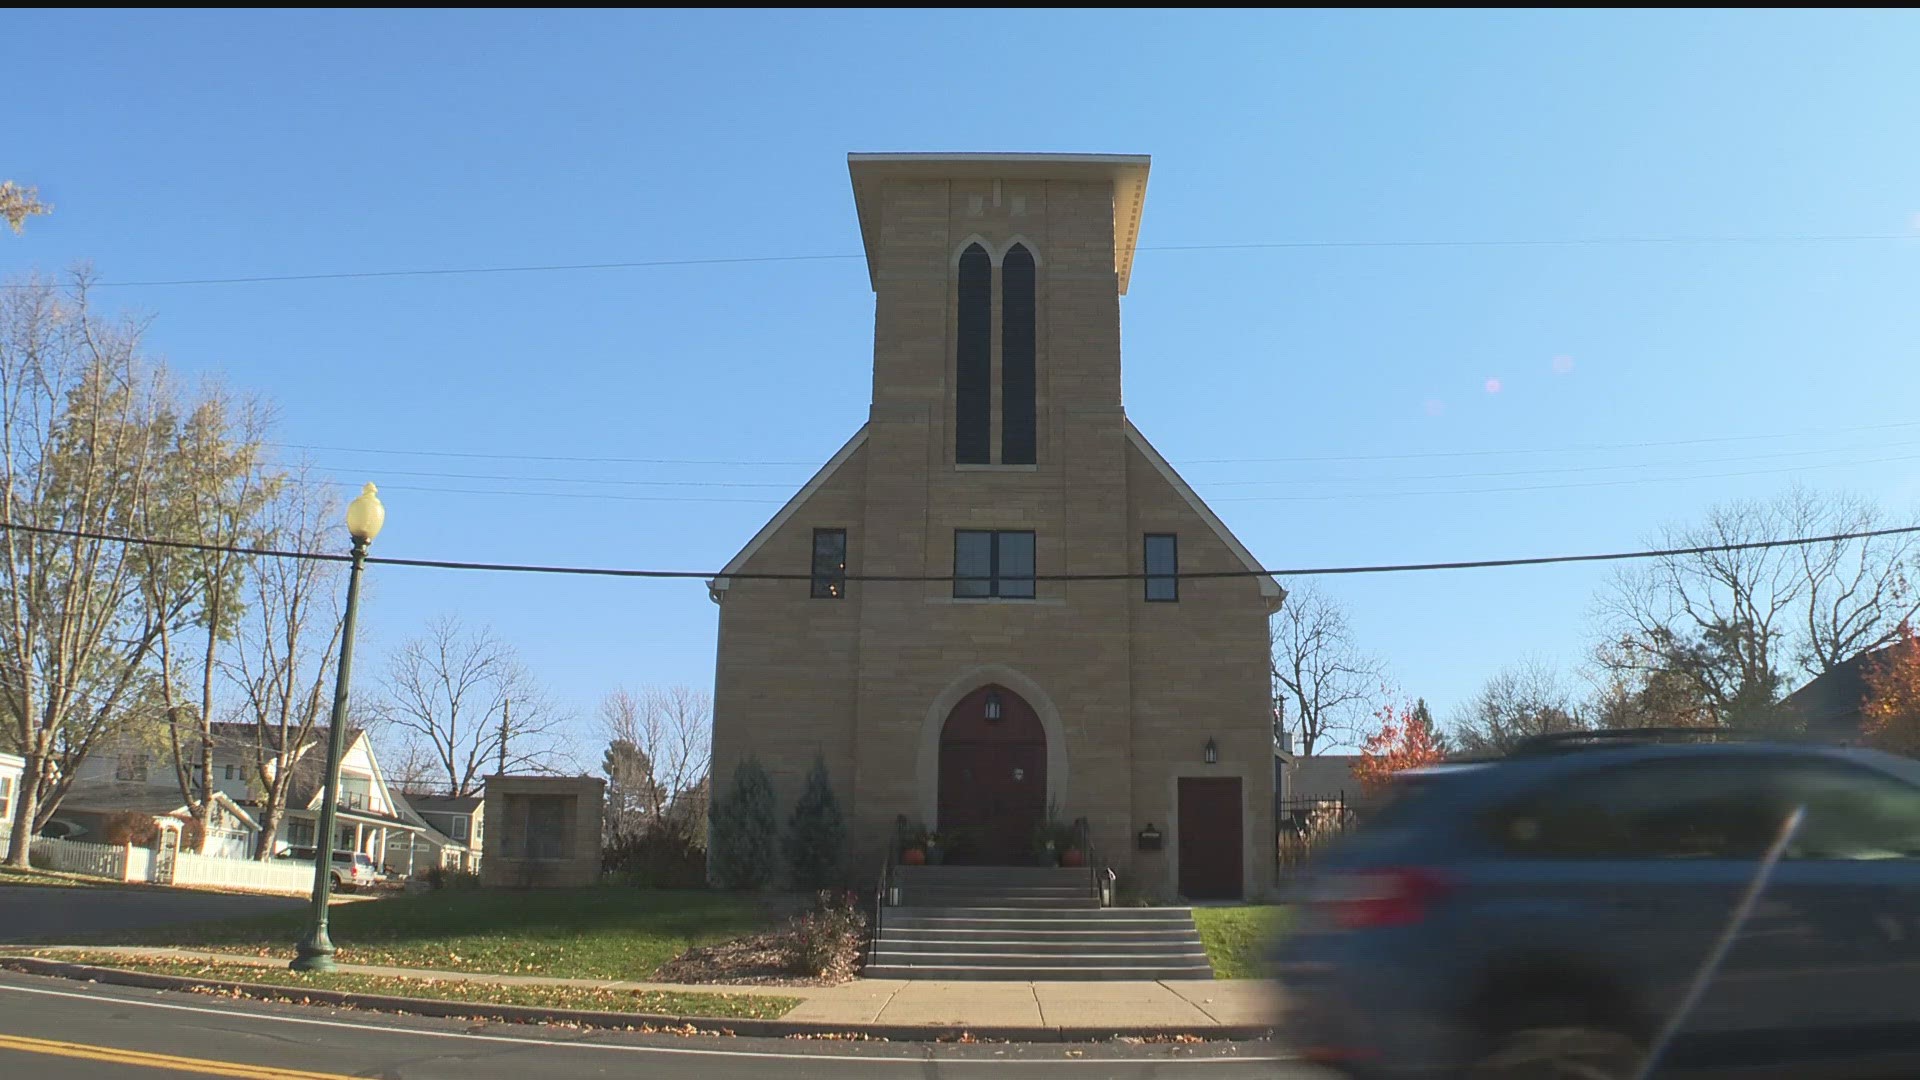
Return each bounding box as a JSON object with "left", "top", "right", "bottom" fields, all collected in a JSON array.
[
  {"left": 1486, "top": 758, "right": 1795, "bottom": 860},
  {"left": 1775, "top": 763, "right": 1920, "bottom": 861}
]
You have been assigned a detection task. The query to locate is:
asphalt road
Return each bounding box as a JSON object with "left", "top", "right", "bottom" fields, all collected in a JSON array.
[
  {"left": 0, "top": 884, "right": 306, "bottom": 943},
  {"left": 0, "top": 969, "right": 1330, "bottom": 1079}
]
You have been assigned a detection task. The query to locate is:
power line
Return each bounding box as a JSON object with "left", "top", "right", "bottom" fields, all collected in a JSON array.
[
  {"left": 1180, "top": 419, "right": 1920, "bottom": 465},
  {"left": 0, "top": 518, "right": 1913, "bottom": 583},
  {"left": 274, "top": 442, "right": 1920, "bottom": 507},
  {"left": 1199, "top": 440, "right": 1920, "bottom": 487},
  {"left": 1212, "top": 450, "right": 1920, "bottom": 502},
  {"left": 279, "top": 443, "right": 816, "bottom": 468},
  {"left": 290, "top": 440, "right": 1920, "bottom": 492},
  {"left": 274, "top": 417, "right": 1920, "bottom": 473},
  {"left": 11, "top": 232, "right": 1918, "bottom": 290}
]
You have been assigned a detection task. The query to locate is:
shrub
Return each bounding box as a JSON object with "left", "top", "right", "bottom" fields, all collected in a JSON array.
[
  {"left": 424, "top": 863, "right": 482, "bottom": 891},
  {"left": 709, "top": 758, "right": 778, "bottom": 889},
  {"left": 98, "top": 811, "right": 159, "bottom": 847},
  {"left": 602, "top": 823, "right": 707, "bottom": 888},
  {"left": 782, "top": 756, "right": 846, "bottom": 889},
  {"left": 786, "top": 889, "right": 867, "bottom": 979}
]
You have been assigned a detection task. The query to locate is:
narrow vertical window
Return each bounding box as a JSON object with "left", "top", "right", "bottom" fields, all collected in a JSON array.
[
  {"left": 956, "top": 243, "right": 992, "bottom": 464},
  {"left": 1001, "top": 244, "right": 1036, "bottom": 464},
  {"left": 811, "top": 528, "right": 847, "bottom": 599},
  {"left": 1145, "top": 534, "right": 1178, "bottom": 601}
]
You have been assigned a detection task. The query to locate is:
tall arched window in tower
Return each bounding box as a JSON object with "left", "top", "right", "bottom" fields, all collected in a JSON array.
[
  {"left": 1001, "top": 243, "right": 1037, "bottom": 465},
  {"left": 956, "top": 243, "right": 992, "bottom": 464}
]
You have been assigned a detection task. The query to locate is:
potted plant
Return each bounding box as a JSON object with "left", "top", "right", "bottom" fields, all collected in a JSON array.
[
  {"left": 1032, "top": 820, "right": 1074, "bottom": 867},
  {"left": 924, "top": 832, "right": 944, "bottom": 865},
  {"left": 898, "top": 821, "right": 930, "bottom": 865},
  {"left": 1060, "top": 846, "right": 1086, "bottom": 868}
]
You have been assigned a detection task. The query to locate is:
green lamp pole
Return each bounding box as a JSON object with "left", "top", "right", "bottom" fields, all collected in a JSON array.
[{"left": 293, "top": 483, "right": 385, "bottom": 973}]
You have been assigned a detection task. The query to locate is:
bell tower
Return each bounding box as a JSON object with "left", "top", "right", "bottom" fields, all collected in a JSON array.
[{"left": 847, "top": 153, "right": 1149, "bottom": 471}]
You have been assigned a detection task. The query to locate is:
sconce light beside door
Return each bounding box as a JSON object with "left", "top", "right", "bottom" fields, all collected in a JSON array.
[{"left": 1204, "top": 737, "right": 1218, "bottom": 765}]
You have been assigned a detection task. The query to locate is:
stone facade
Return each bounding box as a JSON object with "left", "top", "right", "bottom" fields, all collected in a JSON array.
[
  {"left": 481, "top": 775, "right": 604, "bottom": 889},
  {"left": 709, "top": 154, "right": 1281, "bottom": 899}
]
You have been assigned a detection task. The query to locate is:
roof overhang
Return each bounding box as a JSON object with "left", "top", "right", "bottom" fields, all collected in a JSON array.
[
  {"left": 709, "top": 424, "right": 869, "bottom": 599},
  {"left": 848, "top": 153, "right": 1150, "bottom": 294},
  {"left": 1125, "top": 421, "right": 1284, "bottom": 603}
]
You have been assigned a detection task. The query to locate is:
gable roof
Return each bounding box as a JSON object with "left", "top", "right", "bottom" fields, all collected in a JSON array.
[
  {"left": 1284, "top": 754, "right": 1363, "bottom": 803},
  {"left": 406, "top": 794, "right": 483, "bottom": 816},
  {"left": 1777, "top": 646, "right": 1889, "bottom": 742},
  {"left": 1125, "top": 421, "right": 1283, "bottom": 600},
  {"left": 709, "top": 424, "right": 868, "bottom": 598}
]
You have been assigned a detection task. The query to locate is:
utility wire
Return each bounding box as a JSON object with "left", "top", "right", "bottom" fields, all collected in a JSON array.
[
  {"left": 274, "top": 417, "right": 1920, "bottom": 472},
  {"left": 267, "top": 444, "right": 1920, "bottom": 507},
  {"left": 11, "top": 233, "right": 1919, "bottom": 290},
  {"left": 1, "top": 519, "right": 1914, "bottom": 583}
]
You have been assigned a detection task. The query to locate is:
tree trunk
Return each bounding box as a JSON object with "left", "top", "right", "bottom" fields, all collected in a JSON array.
[
  {"left": 253, "top": 804, "right": 282, "bottom": 861},
  {"left": 5, "top": 750, "right": 42, "bottom": 867}
]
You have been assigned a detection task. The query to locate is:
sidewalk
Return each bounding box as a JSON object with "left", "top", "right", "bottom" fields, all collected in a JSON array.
[{"left": 15, "top": 945, "right": 1279, "bottom": 1034}]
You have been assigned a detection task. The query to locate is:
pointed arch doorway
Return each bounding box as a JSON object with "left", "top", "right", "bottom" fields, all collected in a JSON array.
[{"left": 937, "top": 684, "right": 1047, "bottom": 865}]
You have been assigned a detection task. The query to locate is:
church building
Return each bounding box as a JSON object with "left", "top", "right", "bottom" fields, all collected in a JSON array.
[{"left": 709, "top": 153, "right": 1281, "bottom": 899}]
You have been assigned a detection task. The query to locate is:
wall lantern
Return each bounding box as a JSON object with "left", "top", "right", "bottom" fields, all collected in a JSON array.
[
  {"left": 1137, "top": 823, "right": 1164, "bottom": 851},
  {"left": 1204, "top": 737, "right": 1218, "bottom": 765},
  {"left": 984, "top": 688, "right": 1003, "bottom": 721}
]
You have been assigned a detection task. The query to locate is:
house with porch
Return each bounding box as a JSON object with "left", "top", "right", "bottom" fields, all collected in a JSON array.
[
  {"left": 57, "top": 724, "right": 433, "bottom": 874},
  {"left": 402, "top": 793, "right": 483, "bottom": 873},
  {"left": 709, "top": 153, "right": 1283, "bottom": 903}
]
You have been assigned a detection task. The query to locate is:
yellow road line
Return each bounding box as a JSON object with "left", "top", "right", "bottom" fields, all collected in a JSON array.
[{"left": 0, "top": 1033, "right": 357, "bottom": 1079}]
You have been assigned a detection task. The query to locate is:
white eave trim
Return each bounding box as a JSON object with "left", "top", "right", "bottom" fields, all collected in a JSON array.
[
  {"left": 709, "top": 424, "right": 869, "bottom": 599},
  {"left": 1125, "top": 420, "right": 1282, "bottom": 599}
]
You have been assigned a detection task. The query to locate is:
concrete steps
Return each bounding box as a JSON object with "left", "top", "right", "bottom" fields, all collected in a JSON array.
[{"left": 871, "top": 866, "right": 1212, "bottom": 981}]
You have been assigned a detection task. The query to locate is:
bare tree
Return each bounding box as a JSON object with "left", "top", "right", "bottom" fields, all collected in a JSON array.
[
  {"left": 1451, "top": 660, "right": 1586, "bottom": 755},
  {"left": 599, "top": 685, "right": 711, "bottom": 825},
  {"left": 222, "top": 475, "right": 343, "bottom": 859},
  {"left": 1781, "top": 488, "right": 1917, "bottom": 673},
  {"left": 0, "top": 273, "right": 181, "bottom": 866},
  {"left": 1270, "top": 581, "right": 1385, "bottom": 754},
  {"left": 1597, "top": 486, "right": 1916, "bottom": 732},
  {"left": 137, "top": 385, "right": 275, "bottom": 849},
  {"left": 374, "top": 617, "right": 567, "bottom": 797}
]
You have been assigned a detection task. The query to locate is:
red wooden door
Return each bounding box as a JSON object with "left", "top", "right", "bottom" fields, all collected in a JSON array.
[
  {"left": 938, "top": 685, "right": 1047, "bottom": 865},
  {"left": 1178, "top": 777, "right": 1243, "bottom": 900}
]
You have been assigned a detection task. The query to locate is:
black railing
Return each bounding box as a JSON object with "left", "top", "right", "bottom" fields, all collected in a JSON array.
[{"left": 1071, "top": 816, "right": 1114, "bottom": 907}]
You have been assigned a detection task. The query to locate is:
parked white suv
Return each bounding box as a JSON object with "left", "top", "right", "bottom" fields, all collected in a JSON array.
[{"left": 281, "top": 847, "right": 379, "bottom": 893}]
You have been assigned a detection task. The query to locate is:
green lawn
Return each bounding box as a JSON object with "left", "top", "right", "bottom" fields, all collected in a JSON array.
[
  {"left": 0, "top": 866, "right": 114, "bottom": 889},
  {"left": 1193, "top": 905, "right": 1288, "bottom": 979},
  {"left": 86, "top": 887, "right": 782, "bottom": 981},
  {"left": 18, "top": 953, "right": 797, "bottom": 1020}
]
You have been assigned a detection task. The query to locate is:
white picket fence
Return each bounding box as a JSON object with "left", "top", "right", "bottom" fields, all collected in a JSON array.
[
  {"left": 172, "top": 851, "right": 315, "bottom": 895},
  {"left": 0, "top": 825, "right": 315, "bottom": 895},
  {"left": 28, "top": 836, "right": 128, "bottom": 879}
]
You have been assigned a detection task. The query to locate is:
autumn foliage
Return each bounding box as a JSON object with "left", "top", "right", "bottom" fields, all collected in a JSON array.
[
  {"left": 1352, "top": 700, "right": 1448, "bottom": 796},
  {"left": 1863, "top": 622, "right": 1920, "bottom": 757}
]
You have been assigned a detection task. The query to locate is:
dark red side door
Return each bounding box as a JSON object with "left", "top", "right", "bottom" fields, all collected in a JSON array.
[{"left": 1179, "top": 777, "right": 1244, "bottom": 899}]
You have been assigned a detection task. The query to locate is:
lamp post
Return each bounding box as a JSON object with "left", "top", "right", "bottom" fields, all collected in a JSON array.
[{"left": 292, "top": 483, "right": 385, "bottom": 973}]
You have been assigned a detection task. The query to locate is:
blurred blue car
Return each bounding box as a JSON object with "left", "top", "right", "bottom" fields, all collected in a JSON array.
[{"left": 1271, "top": 729, "right": 1920, "bottom": 1078}]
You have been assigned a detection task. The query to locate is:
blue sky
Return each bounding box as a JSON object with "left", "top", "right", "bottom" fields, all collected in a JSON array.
[{"left": 8, "top": 10, "right": 1920, "bottom": 752}]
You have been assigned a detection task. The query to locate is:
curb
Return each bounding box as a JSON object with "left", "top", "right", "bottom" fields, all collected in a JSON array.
[{"left": 0, "top": 957, "right": 1274, "bottom": 1043}]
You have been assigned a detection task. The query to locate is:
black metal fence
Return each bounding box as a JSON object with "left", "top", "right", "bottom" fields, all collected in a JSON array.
[{"left": 1276, "top": 792, "right": 1356, "bottom": 872}]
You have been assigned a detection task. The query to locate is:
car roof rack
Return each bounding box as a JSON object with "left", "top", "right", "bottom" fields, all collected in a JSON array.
[{"left": 1506, "top": 726, "right": 1782, "bottom": 756}]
